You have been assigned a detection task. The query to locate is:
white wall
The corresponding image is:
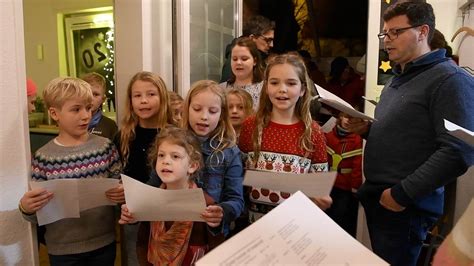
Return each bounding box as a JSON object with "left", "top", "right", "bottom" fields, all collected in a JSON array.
[{"left": 0, "top": 1, "right": 37, "bottom": 265}]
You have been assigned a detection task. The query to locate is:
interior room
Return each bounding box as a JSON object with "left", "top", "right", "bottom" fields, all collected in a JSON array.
[{"left": 0, "top": 0, "right": 473, "bottom": 265}]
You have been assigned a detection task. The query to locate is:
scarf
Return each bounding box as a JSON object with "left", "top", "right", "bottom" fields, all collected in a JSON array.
[
  {"left": 88, "top": 109, "right": 102, "bottom": 130},
  {"left": 147, "top": 182, "right": 196, "bottom": 266}
]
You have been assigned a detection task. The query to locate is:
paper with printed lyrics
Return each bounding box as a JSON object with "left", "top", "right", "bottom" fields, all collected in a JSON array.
[
  {"left": 30, "top": 178, "right": 120, "bottom": 225},
  {"left": 243, "top": 170, "right": 336, "bottom": 198},
  {"left": 197, "top": 191, "right": 388, "bottom": 265},
  {"left": 315, "top": 84, "right": 375, "bottom": 121},
  {"left": 444, "top": 119, "right": 474, "bottom": 147},
  {"left": 30, "top": 179, "right": 80, "bottom": 226},
  {"left": 77, "top": 178, "right": 120, "bottom": 211},
  {"left": 121, "top": 174, "right": 207, "bottom": 222}
]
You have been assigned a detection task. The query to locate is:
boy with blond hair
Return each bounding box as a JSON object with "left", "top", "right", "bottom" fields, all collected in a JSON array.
[
  {"left": 19, "top": 77, "right": 124, "bottom": 265},
  {"left": 81, "top": 72, "right": 117, "bottom": 140}
]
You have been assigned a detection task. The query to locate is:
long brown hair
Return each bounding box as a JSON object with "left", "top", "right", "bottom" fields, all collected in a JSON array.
[
  {"left": 119, "top": 71, "right": 172, "bottom": 165},
  {"left": 228, "top": 37, "right": 264, "bottom": 84},
  {"left": 252, "top": 53, "right": 314, "bottom": 165},
  {"left": 181, "top": 80, "right": 236, "bottom": 155}
]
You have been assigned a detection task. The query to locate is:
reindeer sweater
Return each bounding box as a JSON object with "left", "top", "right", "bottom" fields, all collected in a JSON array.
[{"left": 238, "top": 116, "right": 328, "bottom": 222}]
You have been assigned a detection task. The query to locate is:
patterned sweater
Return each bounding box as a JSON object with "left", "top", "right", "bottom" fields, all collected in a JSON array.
[
  {"left": 239, "top": 116, "right": 328, "bottom": 222},
  {"left": 24, "top": 134, "right": 122, "bottom": 255}
]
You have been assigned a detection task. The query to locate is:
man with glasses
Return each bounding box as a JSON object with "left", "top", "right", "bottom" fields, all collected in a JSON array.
[
  {"left": 347, "top": 2, "right": 474, "bottom": 265},
  {"left": 220, "top": 15, "right": 275, "bottom": 82}
]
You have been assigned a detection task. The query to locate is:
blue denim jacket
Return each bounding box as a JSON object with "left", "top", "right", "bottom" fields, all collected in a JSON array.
[{"left": 196, "top": 137, "right": 244, "bottom": 235}]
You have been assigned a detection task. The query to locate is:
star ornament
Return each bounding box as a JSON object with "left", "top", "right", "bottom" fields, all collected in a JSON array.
[
  {"left": 379, "top": 60, "right": 392, "bottom": 72},
  {"left": 385, "top": 0, "right": 391, "bottom": 4}
]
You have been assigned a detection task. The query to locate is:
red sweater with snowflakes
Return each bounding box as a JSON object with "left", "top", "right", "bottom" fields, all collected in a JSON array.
[{"left": 238, "top": 116, "right": 328, "bottom": 222}]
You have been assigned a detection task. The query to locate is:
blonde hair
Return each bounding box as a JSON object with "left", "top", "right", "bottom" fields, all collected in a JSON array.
[
  {"left": 148, "top": 126, "right": 203, "bottom": 180},
  {"left": 252, "top": 53, "right": 314, "bottom": 165},
  {"left": 81, "top": 72, "right": 106, "bottom": 93},
  {"left": 181, "top": 80, "right": 236, "bottom": 154},
  {"left": 226, "top": 88, "right": 254, "bottom": 118},
  {"left": 119, "top": 71, "right": 173, "bottom": 165},
  {"left": 43, "top": 77, "right": 92, "bottom": 109}
]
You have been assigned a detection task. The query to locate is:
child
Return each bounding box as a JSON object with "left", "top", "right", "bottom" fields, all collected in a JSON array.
[
  {"left": 325, "top": 112, "right": 362, "bottom": 237},
  {"left": 120, "top": 126, "right": 225, "bottom": 265},
  {"left": 220, "top": 37, "right": 264, "bottom": 110},
  {"left": 168, "top": 91, "right": 184, "bottom": 125},
  {"left": 226, "top": 88, "right": 253, "bottom": 138},
  {"left": 19, "top": 77, "right": 123, "bottom": 265},
  {"left": 238, "top": 53, "right": 332, "bottom": 222},
  {"left": 180, "top": 80, "right": 244, "bottom": 237},
  {"left": 26, "top": 78, "right": 37, "bottom": 113},
  {"left": 113, "top": 71, "right": 172, "bottom": 265},
  {"left": 81, "top": 72, "right": 118, "bottom": 140}
]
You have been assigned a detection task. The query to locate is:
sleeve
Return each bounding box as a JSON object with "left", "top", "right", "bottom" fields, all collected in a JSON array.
[
  {"left": 310, "top": 123, "right": 329, "bottom": 172},
  {"left": 392, "top": 71, "right": 474, "bottom": 206},
  {"left": 350, "top": 137, "right": 363, "bottom": 191},
  {"left": 211, "top": 146, "right": 244, "bottom": 235},
  {"left": 106, "top": 141, "right": 122, "bottom": 179}
]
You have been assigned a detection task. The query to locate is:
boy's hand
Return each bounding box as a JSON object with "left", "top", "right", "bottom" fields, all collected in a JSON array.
[
  {"left": 201, "top": 205, "right": 223, "bottom": 228},
  {"left": 20, "top": 188, "right": 53, "bottom": 214},
  {"left": 105, "top": 184, "right": 125, "bottom": 204},
  {"left": 118, "top": 204, "right": 137, "bottom": 224},
  {"left": 310, "top": 196, "right": 333, "bottom": 211}
]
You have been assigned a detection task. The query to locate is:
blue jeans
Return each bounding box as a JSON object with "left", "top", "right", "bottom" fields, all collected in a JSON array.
[
  {"left": 326, "top": 187, "right": 359, "bottom": 237},
  {"left": 361, "top": 199, "right": 437, "bottom": 266},
  {"left": 49, "top": 241, "right": 115, "bottom": 266}
]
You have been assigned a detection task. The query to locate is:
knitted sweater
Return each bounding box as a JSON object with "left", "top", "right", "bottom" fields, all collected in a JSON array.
[
  {"left": 239, "top": 116, "right": 328, "bottom": 222},
  {"left": 23, "top": 134, "right": 122, "bottom": 255}
]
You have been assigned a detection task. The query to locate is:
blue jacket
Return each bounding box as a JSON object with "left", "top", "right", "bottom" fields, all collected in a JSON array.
[
  {"left": 359, "top": 49, "right": 474, "bottom": 215},
  {"left": 196, "top": 137, "right": 244, "bottom": 235}
]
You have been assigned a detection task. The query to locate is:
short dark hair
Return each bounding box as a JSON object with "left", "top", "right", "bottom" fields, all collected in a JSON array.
[
  {"left": 383, "top": 1, "right": 435, "bottom": 43},
  {"left": 243, "top": 15, "right": 275, "bottom": 36}
]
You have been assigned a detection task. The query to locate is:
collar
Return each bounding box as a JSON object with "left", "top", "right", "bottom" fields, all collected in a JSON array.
[{"left": 392, "top": 49, "right": 447, "bottom": 76}]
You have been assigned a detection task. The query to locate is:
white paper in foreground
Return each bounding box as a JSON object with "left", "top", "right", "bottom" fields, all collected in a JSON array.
[
  {"left": 121, "top": 174, "right": 206, "bottom": 221},
  {"left": 243, "top": 170, "right": 336, "bottom": 197},
  {"left": 197, "top": 191, "right": 387, "bottom": 265},
  {"left": 30, "top": 178, "right": 119, "bottom": 225},
  {"left": 444, "top": 119, "right": 474, "bottom": 147},
  {"left": 78, "top": 178, "right": 120, "bottom": 211},
  {"left": 30, "top": 179, "right": 80, "bottom": 226},
  {"left": 315, "top": 84, "right": 375, "bottom": 121}
]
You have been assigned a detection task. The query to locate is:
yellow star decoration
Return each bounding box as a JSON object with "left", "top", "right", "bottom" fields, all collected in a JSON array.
[
  {"left": 379, "top": 60, "right": 392, "bottom": 72},
  {"left": 385, "top": 0, "right": 391, "bottom": 4}
]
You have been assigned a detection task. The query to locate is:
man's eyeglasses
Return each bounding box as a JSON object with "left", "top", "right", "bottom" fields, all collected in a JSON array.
[
  {"left": 377, "top": 25, "right": 422, "bottom": 40},
  {"left": 259, "top": 35, "right": 274, "bottom": 45}
]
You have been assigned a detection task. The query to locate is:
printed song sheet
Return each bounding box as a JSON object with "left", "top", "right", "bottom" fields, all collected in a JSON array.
[
  {"left": 444, "top": 119, "right": 474, "bottom": 146},
  {"left": 30, "top": 178, "right": 120, "bottom": 225},
  {"left": 243, "top": 170, "right": 336, "bottom": 197},
  {"left": 121, "top": 174, "right": 206, "bottom": 221},
  {"left": 315, "top": 84, "right": 375, "bottom": 121},
  {"left": 197, "top": 191, "right": 388, "bottom": 265}
]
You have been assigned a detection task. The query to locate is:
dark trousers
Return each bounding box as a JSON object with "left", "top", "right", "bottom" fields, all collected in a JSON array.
[
  {"left": 326, "top": 187, "right": 359, "bottom": 237},
  {"left": 49, "top": 241, "right": 116, "bottom": 266},
  {"left": 361, "top": 199, "right": 437, "bottom": 266}
]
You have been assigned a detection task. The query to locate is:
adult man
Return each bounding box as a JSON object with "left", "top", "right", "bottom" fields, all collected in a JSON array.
[
  {"left": 348, "top": 2, "right": 474, "bottom": 265},
  {"left": 220, "top": 15, "right": 275, "bottom": 82}
]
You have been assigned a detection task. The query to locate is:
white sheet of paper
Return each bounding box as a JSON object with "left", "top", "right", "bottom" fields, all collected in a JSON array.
[
  {"left": 321, "top": 116, "right": 337, "bottom": 133},
  {"left": 197, "top": 191, "right": 387, "bottom": 265},
  {"left": 121, "top": 174, "right": 207, "bottom": 221},
  {"left": 444, "top": 119, "right": 474, "bottom": 147},
  {"left": 78, "top": 178, "right": 120, "bottom": 211},
  {"left": 243, "top": 170, "right": 336, "bottom": 197},
  {"left": 30, "top": 179, "right": 80, "bottom": 226},
  {"left": 315, "top": 84, "right": 375, "bottom": 121}
]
